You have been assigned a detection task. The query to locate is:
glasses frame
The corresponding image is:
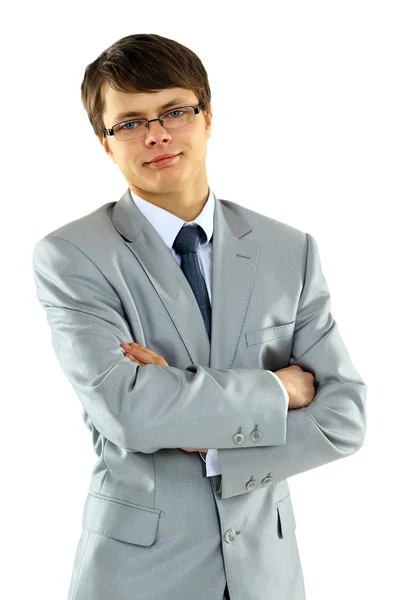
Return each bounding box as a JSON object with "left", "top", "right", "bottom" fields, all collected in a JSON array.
[{"left": 104, "top": 104, "right": 202, "bottom": 140}]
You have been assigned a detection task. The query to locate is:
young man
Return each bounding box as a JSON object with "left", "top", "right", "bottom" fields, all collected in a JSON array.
[{"left": 32, "top": 33, "right": 367, "bottom": 600}]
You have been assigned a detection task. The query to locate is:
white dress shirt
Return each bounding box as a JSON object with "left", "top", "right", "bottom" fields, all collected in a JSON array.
[{"left": 130, "top": 187, "right": 289, "bottom": 475}]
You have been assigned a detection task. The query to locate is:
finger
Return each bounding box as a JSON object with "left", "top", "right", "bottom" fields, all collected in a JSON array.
[
  {"left": 130, "top": 350, "right": 155, "bottom": 365},
  {"left": 121, "top": 343, "right": 168, "bottom": 367},
  {"left": 121, "top": 342, "right": 143, "bottom": 353},
  {"left": 121, "top": 342, "right": 146, "bottom": 352},
  {"left": 128, "top": 343, "right": 157, "bottom": 356},
  {"left": 125, "top": 353, "right": 145, "bottom": 366},
  {"left": 126, "top": 345, "right": 163, "bottom": 364},
  {"left": 123, "top": 344, "right": 155, "bottom": 360},
  {"left": 124, "top": 345, "right": 150, "bottom": 358},
  {"left": 130, "top": 345, "right": 169, "bottom": 366}
]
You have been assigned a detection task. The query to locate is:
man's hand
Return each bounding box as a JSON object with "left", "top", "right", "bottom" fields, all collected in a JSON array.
[
  {"left": 274, "top": 365, "right": 316, "bottom": 409},
  {"left": 121, "top": 342, "right": 169, "bottom": 367},
  {"left": 120, "top": 341, "right": 208, "bottom": 455}
]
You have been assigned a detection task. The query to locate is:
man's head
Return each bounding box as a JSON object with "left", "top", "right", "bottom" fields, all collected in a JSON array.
[{"left": 81, "top": 34, "right": 212, "bottom": 208}]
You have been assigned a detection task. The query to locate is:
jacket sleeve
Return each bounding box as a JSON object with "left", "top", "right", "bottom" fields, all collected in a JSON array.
[
  {"left": 32, "top": 234, "right": 288, "bottom": 453},
  {"left": 217, "top": 232, "right": 368, "bottom": 499},
  {"left": 208, "top": 373, "right": 289, "bottom": 476}
]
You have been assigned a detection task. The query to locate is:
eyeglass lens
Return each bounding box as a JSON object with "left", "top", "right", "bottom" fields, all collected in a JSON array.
[{"left": 113, "top": 106, "right": 195, "bottom": 140}]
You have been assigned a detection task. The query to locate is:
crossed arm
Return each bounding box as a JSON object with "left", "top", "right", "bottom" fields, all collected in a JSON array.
[
  {"left": 120, "top": 341, "right": 208, "bottom": 454},
  {"left": 33, "top": 232, "right": 367, "bottom": 499}
]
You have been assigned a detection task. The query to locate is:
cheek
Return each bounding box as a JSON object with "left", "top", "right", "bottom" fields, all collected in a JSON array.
[
  {"left": 194, "top": 144, "right": 208, "bottom": 163},
  {"left": 123, "top": 154, "right": 141, "bottom": 172}
]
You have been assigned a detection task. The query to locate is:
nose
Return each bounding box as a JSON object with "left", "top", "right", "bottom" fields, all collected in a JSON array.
[{"left": 145, "top": 119, "right": 172, "bottom": 144}]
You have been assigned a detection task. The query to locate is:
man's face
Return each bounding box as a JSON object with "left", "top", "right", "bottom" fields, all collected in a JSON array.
[{"left": 99, "top": 85, "right": 212, "bottom": 195}]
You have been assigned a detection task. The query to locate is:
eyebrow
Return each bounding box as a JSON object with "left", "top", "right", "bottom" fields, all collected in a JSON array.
[{"left": 113, "top": 97, "right": 191, "bottom": 123}]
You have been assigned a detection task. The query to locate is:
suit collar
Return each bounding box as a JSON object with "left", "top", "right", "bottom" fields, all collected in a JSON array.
[
  {"left": 111, "top": 188, "right": 258, "bottom": 370},
  {"left": 112, "top": 187, "right": 251, "bottom": 243}
]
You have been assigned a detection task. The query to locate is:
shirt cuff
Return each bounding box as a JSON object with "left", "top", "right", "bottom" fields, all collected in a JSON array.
[
  {"left": 266, "top": 370, "right": 289, "bottom": 410},
  {"left": 205, "top": 448, "right": 221, "bottom": 476}
]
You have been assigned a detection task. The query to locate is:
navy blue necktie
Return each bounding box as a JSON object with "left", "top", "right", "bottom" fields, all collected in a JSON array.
[
  {"left": 173, "top": 224, "right": 212, "bottom": 340},
  {"left": 173, "top": 225, "right": 216, "bottom": 522}
]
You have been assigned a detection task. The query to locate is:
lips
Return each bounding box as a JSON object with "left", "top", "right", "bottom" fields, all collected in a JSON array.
[{"left": 146, "top": 153, "right": 180, "bottom": 164}]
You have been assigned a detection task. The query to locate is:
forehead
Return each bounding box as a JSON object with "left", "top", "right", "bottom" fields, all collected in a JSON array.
[{"left": 102, "top": 85, "right": 198, "bottom": 124}]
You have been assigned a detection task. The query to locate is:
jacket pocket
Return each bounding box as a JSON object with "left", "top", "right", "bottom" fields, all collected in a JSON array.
[
  {"left": 245, "top": 321, "right": 295, "bottom": 347},
  {"left": 276, "top": 495, "right": 297, "bottom": 538},
  {"left": 82, "top": 491, "right": 162, "bottom": 547}
]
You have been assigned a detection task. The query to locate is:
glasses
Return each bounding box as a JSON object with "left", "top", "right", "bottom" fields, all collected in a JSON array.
[{"left": 104, "top": 104, "right": 202, "bottom": 141}]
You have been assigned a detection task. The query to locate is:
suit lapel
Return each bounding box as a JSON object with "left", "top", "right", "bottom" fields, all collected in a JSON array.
[{"left": 112, "top": 188, "right": 259, "bottom": 370}]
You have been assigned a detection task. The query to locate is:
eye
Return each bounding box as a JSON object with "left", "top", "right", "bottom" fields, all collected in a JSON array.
[
  {"left": 114, "top": 120, "right": 142, "bottom": 132},
  {"left": 166, "top": 110, "right": 185, "bottom": 118},
  {"left": 120, "top": 121, "right": 138, "bottom": 130}
]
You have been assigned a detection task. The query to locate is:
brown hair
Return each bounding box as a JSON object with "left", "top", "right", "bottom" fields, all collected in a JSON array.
[{"left": 81, "top": 33, "right": 212, "bottom": 139}]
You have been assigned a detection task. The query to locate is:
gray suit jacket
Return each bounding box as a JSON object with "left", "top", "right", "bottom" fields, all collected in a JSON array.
[{"left": 32, "top": 188, "right": 367, "bottom": 600}]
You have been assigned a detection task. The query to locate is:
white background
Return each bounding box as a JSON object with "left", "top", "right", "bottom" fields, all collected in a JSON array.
[{"left": 1, "top": 1, "right": 398, "bottom": 598}]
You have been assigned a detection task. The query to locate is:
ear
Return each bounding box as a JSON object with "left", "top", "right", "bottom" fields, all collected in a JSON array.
[
  {"left": 97, "top": 134, "right": 116, "bottom": 163},
  {"left": 204, "top": 104, "right": 212, "bottom": 140}
]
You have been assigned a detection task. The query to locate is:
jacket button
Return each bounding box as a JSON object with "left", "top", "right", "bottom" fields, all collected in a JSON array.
[
  {"left": 250, "top": 430, "right": 263, "bottom": 442},
  {"left": 225, "top": 529, "right": 236, "bottom": 543},
  {"left": 262, "top": 476, "right": 272, "bottom": 486},
  {"left": 233, "top": 433, "right": 244, "bottom": 445},
  {"left": 246, "top": 479, "right": 257, "bottom": 491}
]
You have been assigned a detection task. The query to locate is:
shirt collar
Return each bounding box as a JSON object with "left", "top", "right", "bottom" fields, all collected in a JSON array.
[{"left": 129, "top": 187, "right": 215, "bottom": 250}]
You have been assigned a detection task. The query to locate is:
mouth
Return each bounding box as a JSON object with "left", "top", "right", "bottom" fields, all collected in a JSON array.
[{"left": 145, "top": 153, "right": 182, "bottom": 168}]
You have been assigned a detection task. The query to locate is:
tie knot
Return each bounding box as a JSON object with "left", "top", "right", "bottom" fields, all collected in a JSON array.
[{"left": 173, "top": 224, "right": 207, "bottom": 255}]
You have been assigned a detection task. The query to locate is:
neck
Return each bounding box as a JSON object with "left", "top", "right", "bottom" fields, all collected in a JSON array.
[{"left": 129, "top": 181, "right": 210, "bottom": 222}]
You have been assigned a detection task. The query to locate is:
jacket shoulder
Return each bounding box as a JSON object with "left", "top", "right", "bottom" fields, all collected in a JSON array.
[
  {"left": 33, "top": 201, "right": 117, "bottom": 254},
  {"left": 219, "top": 198, "right": 308, "bottom": 244}
]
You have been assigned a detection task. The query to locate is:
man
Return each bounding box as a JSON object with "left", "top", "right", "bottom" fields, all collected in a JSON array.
[{"left": 32, "top": 33, "right": 367, "bottom": 600}]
